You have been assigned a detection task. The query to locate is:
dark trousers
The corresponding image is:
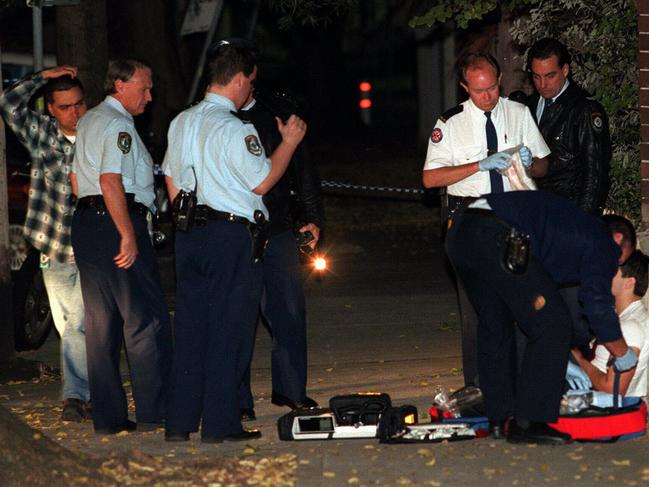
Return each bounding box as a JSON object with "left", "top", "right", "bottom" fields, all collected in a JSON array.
[
  {"left": 166, "top": 221, "right": 262, "bottom": 438},
  {"left": 71, "top": 208, "right": 171, "bottom": 430},
  {"left": 457, "top": 280, "right": 479, "bottom": 386},
  {"left": 446, "top": 212, "right": 571, "bottom": 423},
  {"left": 238, "top": 230, "right": 308, "bottom": 408}
]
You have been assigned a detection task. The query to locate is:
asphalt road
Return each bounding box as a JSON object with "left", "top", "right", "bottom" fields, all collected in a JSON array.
[{"left": 4, "top": 222, "right": 649, "bottom": 486}]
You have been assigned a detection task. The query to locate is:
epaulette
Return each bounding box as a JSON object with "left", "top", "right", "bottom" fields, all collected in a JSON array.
[
  {"left": 231, "top": 110, "right": 253, "bottom": 124},
  {"left": 439, "top": 105, "right": 463, "bottom": 123}
]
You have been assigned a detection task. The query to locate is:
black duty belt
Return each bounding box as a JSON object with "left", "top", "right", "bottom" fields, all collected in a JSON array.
[
  {"left": 77, "top": 194, "right": 150, "bottom": 217},
  {"left": 195, "top": 205, "right": 252, "bottom": 227},
  {"left": 463, "top": 208, "right": 496, "bottom": 217}
]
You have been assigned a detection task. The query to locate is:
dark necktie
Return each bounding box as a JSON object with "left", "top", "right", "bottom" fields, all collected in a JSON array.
[
  {"left": 540, "top": 97, "right": 553, "bottom": 123},
  {"left": 485, "top": 111, "right": 503, "bottom": 193}
]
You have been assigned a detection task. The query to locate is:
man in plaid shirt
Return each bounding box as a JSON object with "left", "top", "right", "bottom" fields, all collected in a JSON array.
[{"left": 0, "top": 66, "right": 90, "bottom": 421}]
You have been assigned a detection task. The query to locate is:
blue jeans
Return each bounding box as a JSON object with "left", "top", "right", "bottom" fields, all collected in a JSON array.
[{"left": 42, "top": 259, "right": 90, "bottom": 401}]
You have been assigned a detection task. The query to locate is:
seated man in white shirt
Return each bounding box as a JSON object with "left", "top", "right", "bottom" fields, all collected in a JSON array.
[{"left": 572, "top": 250, "right": 649, "bottom": 397}]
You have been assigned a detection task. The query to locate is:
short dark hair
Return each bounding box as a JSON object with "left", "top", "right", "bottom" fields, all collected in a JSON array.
[
  {"left": 603, "top": 214, "right": 637, "bottom": 250},
  {"left": 620, "top": 250, "right": 649, "bottom": 297},
  {"left": 205, "top": 42, "right": 257, "bottom": 87},
  {"left": 44, "top": 75, "right": 84, "bottom": 105},
  {"left": 527, "top": 37, "right": 571, "bottom": 71},
  {"left": 104, "top": 59, "right": 151, "bottom": 95},
  {"left": 457, "top": 52, "right": 501, "bottom": 85}
]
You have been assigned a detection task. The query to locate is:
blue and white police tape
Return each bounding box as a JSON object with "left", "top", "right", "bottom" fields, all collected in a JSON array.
[{"left": 320, "top": 180, "right": 425, "bottom": 195}]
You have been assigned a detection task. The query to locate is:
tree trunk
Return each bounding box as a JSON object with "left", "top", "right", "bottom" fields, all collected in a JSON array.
[
  {"left": 55, "top": 0, "right": 109, "bottom": 108},
  {"left": 108, "top": 0, "right": 188, "bottom": 162},
  {"left": 0, "top": 42, "right": 15, "bottom": 363}
]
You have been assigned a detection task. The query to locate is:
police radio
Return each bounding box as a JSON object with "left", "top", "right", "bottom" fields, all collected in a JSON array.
[
  {"left": 172, "top": 189, "right": 197, "bottom": 232},
  {"left": 172, "top": 167, "right": 198, "bottom": 232}
]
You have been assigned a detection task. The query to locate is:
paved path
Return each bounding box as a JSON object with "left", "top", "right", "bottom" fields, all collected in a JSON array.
[{"left": 3, "top": 224, "right": 649, "bottom": 486}]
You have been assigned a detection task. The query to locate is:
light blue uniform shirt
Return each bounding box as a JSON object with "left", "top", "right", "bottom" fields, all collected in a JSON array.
[
  {"left": 73, "top": 96, "right": 155, "bottom": 211},
  {"left": 162, "top": 92, "right": 271, "bottom": 222}
]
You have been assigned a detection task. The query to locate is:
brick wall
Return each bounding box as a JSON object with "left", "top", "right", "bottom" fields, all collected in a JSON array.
[{"left": 640, "top": 3, "right": 649, "bottom": 228}]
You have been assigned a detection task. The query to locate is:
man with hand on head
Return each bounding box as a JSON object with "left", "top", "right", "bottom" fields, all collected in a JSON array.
[
  {"left": 0, "top": 65, "right": 90, "bottom": 422},
  {"left": 71, "top": 59, "right": 172, "bottom": 435}
]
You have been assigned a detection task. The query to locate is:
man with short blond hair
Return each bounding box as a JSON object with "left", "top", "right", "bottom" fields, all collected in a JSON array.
[{"left": 422, "top": 51, "right": 551, "bottom": 387}]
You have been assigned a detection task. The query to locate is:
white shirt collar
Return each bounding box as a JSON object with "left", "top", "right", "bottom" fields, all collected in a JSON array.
[{"left": 619, "top": 300, "right": 645, "bottom": 320}]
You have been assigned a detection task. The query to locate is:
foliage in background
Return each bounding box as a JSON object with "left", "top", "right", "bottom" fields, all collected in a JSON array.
[
  {"left": 410, "top": 0, "right": 640, "bottom": 223},
  {"left": 271, "top": 0, "right": 357, "bottom": 28}
]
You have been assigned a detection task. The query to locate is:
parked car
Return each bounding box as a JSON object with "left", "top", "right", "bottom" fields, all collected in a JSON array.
[{"left": 3, "top": 52, "right": 56, "bottom": 350}]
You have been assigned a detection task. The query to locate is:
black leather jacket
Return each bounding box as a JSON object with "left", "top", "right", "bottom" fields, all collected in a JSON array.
[
  {"left": 526, "top": 82, "right": 611, "bottom": 214},
  {"left": 239, "top": 95, "right": 324, "bottom": 236}
]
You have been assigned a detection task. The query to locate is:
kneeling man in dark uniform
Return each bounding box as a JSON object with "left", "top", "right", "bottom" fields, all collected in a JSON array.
[{"left": 446, "top": 191, "right": 637, "bottom": 444}]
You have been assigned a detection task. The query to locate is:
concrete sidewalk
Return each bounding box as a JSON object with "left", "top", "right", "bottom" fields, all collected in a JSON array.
[{"left": 2, "top": 225, "right": 649, "bottom": 486}]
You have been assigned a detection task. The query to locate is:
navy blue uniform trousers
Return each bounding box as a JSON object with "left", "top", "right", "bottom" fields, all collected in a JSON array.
[
  {"left": 446, "top": 211, "right": 571, "bottom": 423},
  {"left": 71, "top": 207, "right": 172, "bottom": 430},
  {"left": 239, "top": 230, "right": 308, "bottom": 408},
  {"left": 166, "top": 221, "right": 262, "bottom": 438}
]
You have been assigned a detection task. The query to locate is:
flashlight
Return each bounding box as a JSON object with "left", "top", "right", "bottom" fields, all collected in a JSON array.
[
  {"left": 297, "top": 230, "right": 328, "bottom": 271},
  {"left": 313, "top": 256, "right": 327, "bottom": 271}
]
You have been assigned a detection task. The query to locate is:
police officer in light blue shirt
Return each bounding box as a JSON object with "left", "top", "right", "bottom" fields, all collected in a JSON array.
[
  {"left": 163, "top": 92, "right": 270, "bottom": 222},
  {"left": 70, "top": 59, "right": 172, "bottom": 435},
  {"left": 162, "top": 42, "right": 306, "bottom": 443},
  {"left": 74, "top": 94, "right": 156, "bottom": 211}
]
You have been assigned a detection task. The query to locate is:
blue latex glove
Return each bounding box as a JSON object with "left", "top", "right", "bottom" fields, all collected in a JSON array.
[
  {"left": 519, "top": 146, "right": 533, "bottom": 168},
  {"left": 478, "top": 151, "right": 512, "bottom": 172},
  {"left": 566, "top": 361, "right": 592, "bottom": 390},
  {"left": 613, "top": 348, "right": 639, "bottom": 372}
]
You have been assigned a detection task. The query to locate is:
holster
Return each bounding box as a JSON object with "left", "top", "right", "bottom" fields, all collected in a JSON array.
[
  {"left": 250, "top": 210, "right": 270, "bottom": 262},
  {"left": 502, "top": 227, "right": 530, "bottom": 274},
  {"left": 172, "top": 189, "right": 198, "bottom": 232}
]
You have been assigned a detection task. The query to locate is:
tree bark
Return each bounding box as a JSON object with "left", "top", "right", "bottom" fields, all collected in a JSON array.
[
  {"left": 55, "top": 0, "right": 109, "bottom": 108},
  {"left": 108, "top": 0, "right": 188, "bottom": 162}
]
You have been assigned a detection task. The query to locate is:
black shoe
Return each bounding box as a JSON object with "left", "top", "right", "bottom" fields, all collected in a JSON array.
[
  {"left": 61, "top": 398, "right": 92, "bottom": 422},
  {"left": 488, "top": 419, "right": 507, "bottom": 440},
  {"left": 202, "top": 428, "right": 262, "bottom": 444},
  {"left": 165, "top": 430, "right": 190, "bottom": 442},
  {"left": 95, "top": 420, "right": 137, "bottom": 435},
  {"left": 240, "top": 408, "right": 256, "bottom": 422},
  {"left": 506, "top": 420, "right": 572, "bottom": 445},
  {"left": 271, "top": 391, "right": 318, "bottom": 410}
]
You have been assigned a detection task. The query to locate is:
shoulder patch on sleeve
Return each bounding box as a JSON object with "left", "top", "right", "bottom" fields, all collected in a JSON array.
[
  {"left": 245, "top": 134, "right": 262, "bottom": 156},
  {"left": 117, "top": 132, "right": 132, "bottom": 154},
  {"left": 439, "top": 105, "right": 463, "bottom": 123},
  {"left": 430, "top": 128, "right": 443, "bottom": 144},
  {"left": 591, "top": 112, "right": 604, "bottom": 132}
]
